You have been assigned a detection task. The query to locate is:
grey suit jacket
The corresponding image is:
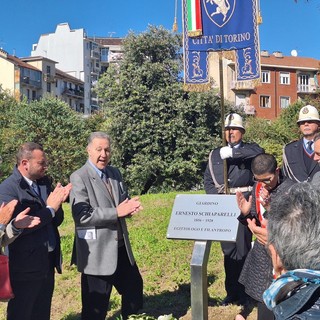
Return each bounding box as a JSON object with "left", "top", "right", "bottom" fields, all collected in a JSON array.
[
  {"left": 0, "top": 222, "right": 21, "bottom": 247},
  {"left": 70, "top": 161, "right": 135, "bottom": 275}
]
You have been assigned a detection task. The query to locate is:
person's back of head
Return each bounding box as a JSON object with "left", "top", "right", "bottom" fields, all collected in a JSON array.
[{"left": 268, "top": 182, "right": 320, "bottom": 271}]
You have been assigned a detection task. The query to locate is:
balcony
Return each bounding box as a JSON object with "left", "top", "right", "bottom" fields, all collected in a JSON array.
[
  {"left": 43, "top": 74, "right": 56, "bottom": 83},
  {"left": 90, "top": 67, "right": 100, "bottom": 75},
  {"left": 90, "top": 50, "right": 100, "bottom": 59},
  {"left": 20, "top": 76, "right": 41, "bottom": 89},
  {"left": 297, "top": 84, "right": 318, "bottom": 93},
  {"left": 230, "top": 80, "right": 256, "bottom": 91},
  {"left": 62, "top": 88, "right": 84, "bottom": 98}
]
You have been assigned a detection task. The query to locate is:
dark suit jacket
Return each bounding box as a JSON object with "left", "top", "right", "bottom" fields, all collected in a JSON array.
[
  {"left": 282, "top": 138, "right": 320, "bottom": 182},
  {"left": 0, "top": 166, "right": 64, "bottom": 281}
]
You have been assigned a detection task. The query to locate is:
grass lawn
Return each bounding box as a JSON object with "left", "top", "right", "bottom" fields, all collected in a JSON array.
[{"left": 0, "top": 192, "right": 257, "bottom": 320}]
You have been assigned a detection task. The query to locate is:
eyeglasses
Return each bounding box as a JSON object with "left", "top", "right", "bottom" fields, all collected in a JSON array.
[{"left": 253, "top": 174, "right": 275, "bottom": 185}]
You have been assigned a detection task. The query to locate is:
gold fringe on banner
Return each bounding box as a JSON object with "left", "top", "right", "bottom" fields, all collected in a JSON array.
[
  {"left": 187, "top": 30, "right": 202, "bottom": 37},
  {"left": 183, "top": 83, "right": 212, "bottom": 92}
]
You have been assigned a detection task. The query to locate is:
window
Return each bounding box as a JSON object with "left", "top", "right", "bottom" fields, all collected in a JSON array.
[
  {"left": 298, "top": 74, "right": 310, "bottom": 92},
  {"left": 260, "top": 95, "right": 270, "bottom": 108},
  {"left": 280, "top": 72, "right": 290, "bottom": 85},
  {"left": 46, "top": 65, "right": 51, "bottom": 75},
  {"left": 280, "top": 96, "right": 290, "bottom": 108},
  {"left": 261, "top": 71, "right": 270, "bottom": 83},
  {"left": 101, "top": 48, "right": 109, "bottom": 62},
  {"left": 47, "top": 82, "right": 51, "bottom": 93}
]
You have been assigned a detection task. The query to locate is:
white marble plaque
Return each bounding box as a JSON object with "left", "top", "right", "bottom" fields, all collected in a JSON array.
[{"left": 167, "top": 194, "right": 240, "bottom": 241}]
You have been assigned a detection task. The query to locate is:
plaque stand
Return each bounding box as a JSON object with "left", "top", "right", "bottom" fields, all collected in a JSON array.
[{"left": 190, "top": 240, "right": 212, "bottom": 320}]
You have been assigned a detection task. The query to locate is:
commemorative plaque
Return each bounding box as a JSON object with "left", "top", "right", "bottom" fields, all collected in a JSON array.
[{"left": 167, "top": 194, "right": 239, "bottom": 241}]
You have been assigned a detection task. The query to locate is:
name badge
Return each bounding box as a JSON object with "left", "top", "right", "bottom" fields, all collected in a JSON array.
[{"left": 77, "top": 228, "right": 97, "bottom": 240}]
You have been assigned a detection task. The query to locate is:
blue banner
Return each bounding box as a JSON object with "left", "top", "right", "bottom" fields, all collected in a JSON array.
[{"left": 183, "top": 0, "right": 260, "bottom": 88}]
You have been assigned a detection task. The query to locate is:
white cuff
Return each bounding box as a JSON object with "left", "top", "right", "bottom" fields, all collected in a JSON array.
[
  {"left": 220, "top": 146, "right": 233, "bottom": 159},
  {"left": 46, "top": 206, "right": 55, "bottom": 218}
]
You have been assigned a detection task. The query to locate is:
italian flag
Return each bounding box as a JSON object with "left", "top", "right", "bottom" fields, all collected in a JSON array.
[{"left": 187, "top": 0, "right": 203, "bottom": 37}]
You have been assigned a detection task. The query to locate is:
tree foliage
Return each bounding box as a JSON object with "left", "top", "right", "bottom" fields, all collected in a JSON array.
[
  {"left": 96, "top": 26, "right": 223, "bottom": 194},
  {"left": 0, "top": 97, "right": 91, "bottom": 184}
]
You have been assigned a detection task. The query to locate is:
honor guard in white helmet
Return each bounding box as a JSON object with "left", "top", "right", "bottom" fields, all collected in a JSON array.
[
  {"left": 204, "top": 112, "right": 264, "bottom": 306},
  {"left": 282, "top": 105, "right": 320, "bottom": 182}
]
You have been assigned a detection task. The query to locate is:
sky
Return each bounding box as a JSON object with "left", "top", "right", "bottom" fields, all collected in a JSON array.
[{"left": 0, "top": 0, "right": 320, "bottom": 59}]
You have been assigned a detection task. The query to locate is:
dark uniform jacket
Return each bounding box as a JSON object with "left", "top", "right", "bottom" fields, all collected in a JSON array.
[
  {"left": 204, "top": 141, "right": 264, "bottom": 194},
  {"left": 204, "top": 141, "right": 264, "bottom": 260},
  {"left": 282, "top": 138, "right": 320, "bottom": 182}
]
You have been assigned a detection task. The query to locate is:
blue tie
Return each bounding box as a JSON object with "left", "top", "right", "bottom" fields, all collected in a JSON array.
[
  {"left": 32, "top": 182, "right": 40, "bottom": 196},
  {"left": 307, "top": 141, "right": 314, "bottom": 152}
]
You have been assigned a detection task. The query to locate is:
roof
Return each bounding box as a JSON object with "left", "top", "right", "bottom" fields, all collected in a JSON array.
[
  {"left": 55, "top": 68, "right": 84, "bottom": 85},
  {"left": 21, "top": 56, "right": 58, "bottom": 64},
  {"left": 261, "top": 55, "right": 320, "bottom": 70},
  {"left": 89, "top": 37, "right": 123, "bottom": 46},
  {"left": 226, "top": 51, "right": 320, "bottom": 71},
  {"left": 6, "top": 55, "right": 41, "bottom": 72}
]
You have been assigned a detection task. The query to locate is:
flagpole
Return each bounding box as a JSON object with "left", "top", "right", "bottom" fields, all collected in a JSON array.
[
  {"left": 173, "top": 0, "right": 178, "bottom": 32},
  {"left": 219, "top": 51, "right": 229, "bottom": 194}
]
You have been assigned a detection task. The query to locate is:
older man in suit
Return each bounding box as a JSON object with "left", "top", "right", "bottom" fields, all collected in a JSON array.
[
  {"left": 70, "top": 131, "right": 143, "bottom": 320},
  {"left": 0, "top": 142, "right": 71, "bottom": 320}
]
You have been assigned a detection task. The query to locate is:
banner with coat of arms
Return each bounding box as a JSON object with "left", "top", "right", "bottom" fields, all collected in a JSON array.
[{"left": 183, "top": 0, "right": 260, "bottom": 91}]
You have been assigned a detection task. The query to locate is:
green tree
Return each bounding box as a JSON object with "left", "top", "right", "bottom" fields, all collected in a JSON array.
[
  {"left": 96, "top": 26, "right": 222, "bottom": 194},
  {"left": 0, "top": 97, "right": 90, "bottom": 184},
  {"left": 0, "top": 89, "right": 19, "bottom": 174}
]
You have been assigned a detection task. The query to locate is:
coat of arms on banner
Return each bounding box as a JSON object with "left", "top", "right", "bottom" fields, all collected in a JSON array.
[{"left": 203, "top": 0, "right": 236, "bottom": 27}]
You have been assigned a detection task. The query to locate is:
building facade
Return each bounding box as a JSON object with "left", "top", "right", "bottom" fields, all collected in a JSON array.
[
  {"left": 0, "top": 48, "right": 42, "bottom": 101},
  {"left": 210, "top": 51, "right": 320, "bottom": 120},
  {"left": 31, "top": 23, "right": 123, "bottom": 114},
  {"left": 0, "top": 49, "right": 84, "bottom": 109}
]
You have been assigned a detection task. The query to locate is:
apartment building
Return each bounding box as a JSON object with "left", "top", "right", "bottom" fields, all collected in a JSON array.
[
  {"left": 90, "top": 37, "right": 123, "bottom": 74},
  {"left": 55, "top": 69, "right": 85, "bottom": 112},
  {"left": 31, "top": 23, "right": 123, "bottom": 114},
  {"left": 210, "top": 51, "right": 320, "bottom": 120},
  {"left": 0, "top": 48, "right": 42, "bottom": 101},
  {"left": 0, "top": 49, "right": 84, "bottom": 109}
]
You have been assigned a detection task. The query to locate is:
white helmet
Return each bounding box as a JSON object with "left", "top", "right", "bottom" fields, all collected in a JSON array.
[
  {"left": 224, "top": 113, "right": 245, "bottom": 130},
  {"left": 297, "top": 105, "right": 320, "bottom": 124}
]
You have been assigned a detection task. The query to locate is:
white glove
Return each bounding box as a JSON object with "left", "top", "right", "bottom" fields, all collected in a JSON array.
[{"left": 220, "top": 146, "right": 233, "bottom": 159}]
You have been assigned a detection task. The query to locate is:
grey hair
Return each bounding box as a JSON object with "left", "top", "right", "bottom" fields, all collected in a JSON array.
[
  {"left": 268, "top": 182, "right": 320, "bottom": 270},
  {"left": 87, "top": 132, "right": 111, "bottom": 147}
]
